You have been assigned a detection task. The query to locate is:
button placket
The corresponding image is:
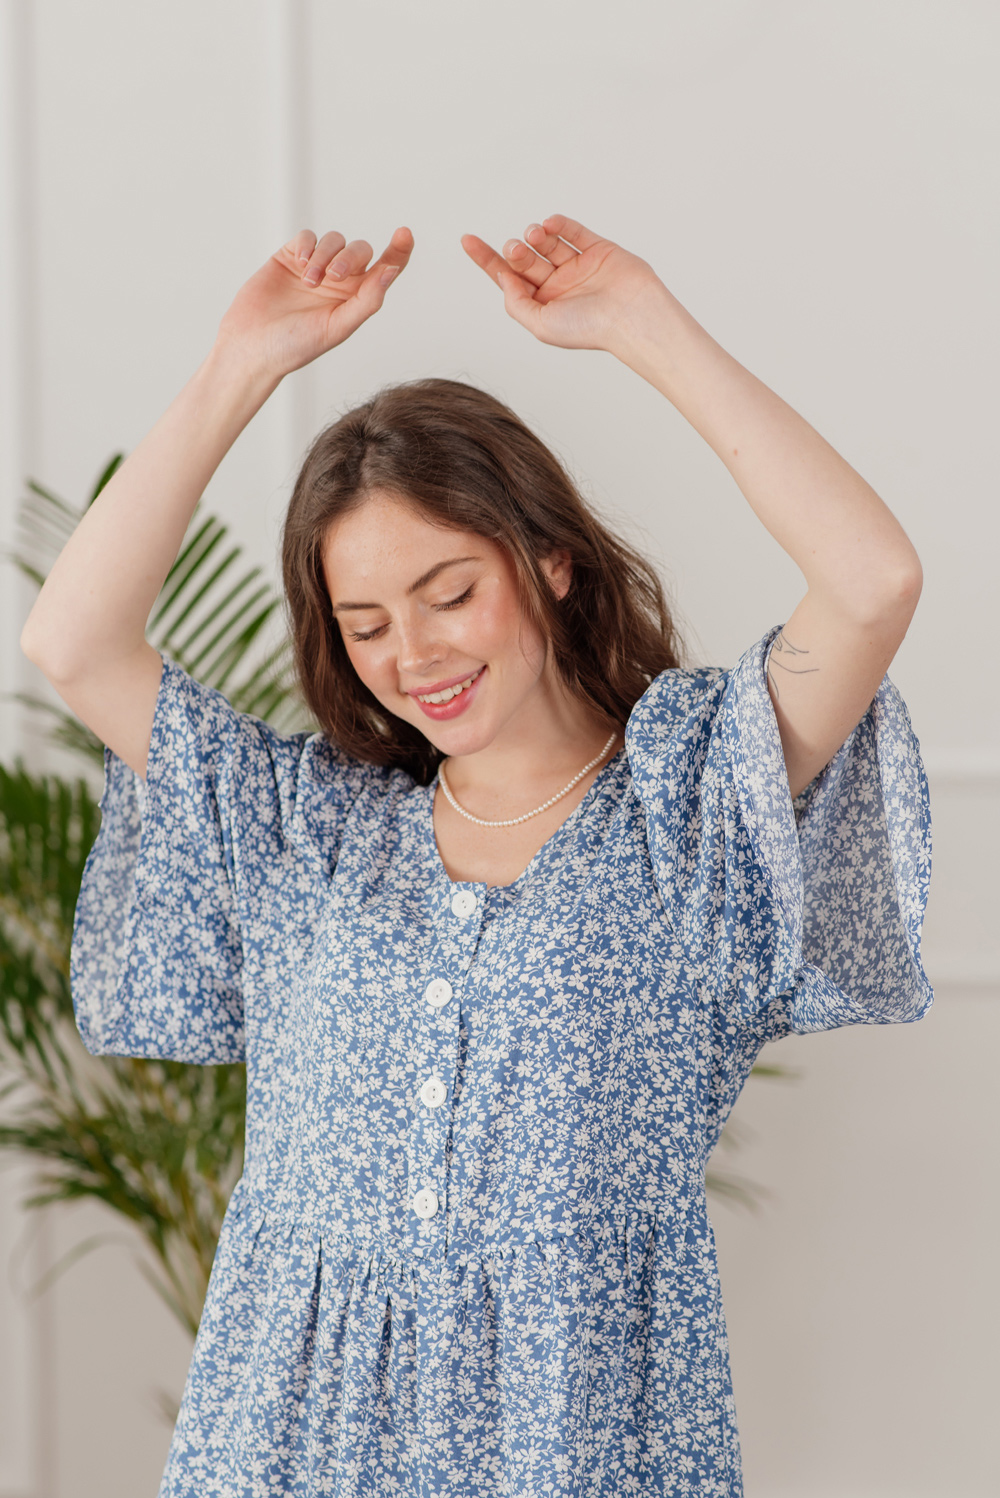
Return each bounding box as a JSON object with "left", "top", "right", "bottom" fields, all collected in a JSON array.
[
  {"left": 424, "top": 977, "right": 453, "bottom": 1010},
  {"left": 451, "top": 888, "right": 478, "bottom": 919},
  {"left": 418, "top": 1075, "right": 448, "bottom": 1109},
  {"left": 412, "top": 1185, "right": 439, "bottom": 1219},
  {"left": 407, "top": 1003, "right": 456, "bottom": 1237},
  {"left": 406, "top": 881, "right": 486, "bottom": 1248}
]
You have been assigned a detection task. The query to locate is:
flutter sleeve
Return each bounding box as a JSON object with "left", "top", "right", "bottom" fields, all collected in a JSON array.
[
  {"left": 624, "top": 622, "right": 934, "bottom": 1035},
  {"left": 69, "top": 652, "right": 363, "bottom": 1063}
]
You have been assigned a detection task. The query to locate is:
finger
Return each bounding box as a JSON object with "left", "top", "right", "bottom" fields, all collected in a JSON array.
[
  {"left": 323, "top": 238, "right": 375, "bottom": 282},
  {"left": 326, "top": 249, "right": 405, "bottom": 339},
  {"left": 460, "top": 234, "right": 543, "bottom": 328},
  {"left": 501, "top": 236, "right": 556, "bottom": 289},
  {"left": 523, "top": 221, "right": 577, "bottom": 268},
  {"left": 302, "top": 229, "right": 347, "bottom": 286},
  {"left": 459, "top": 235, "right": 548, "bottom": 337},
  {"left": 369, "top": 224, "right": 414, "bottom": 279},
  {"left": 496, "top": 266, "right": 547, "bottom": 337},
  {"left": 282, "top": 229, "right": 317, "bottom": 265},
  {"left": 541, "top": 213, "right": 604, "bottom": 252},
  {"left": 460, "top": 233, "right": 516, "bottom": 290}
]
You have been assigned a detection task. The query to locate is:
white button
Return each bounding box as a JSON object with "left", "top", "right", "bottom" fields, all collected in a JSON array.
[
  {"left": 424, "top": 977, "right": 453, "bottom": 1009},
  {"left": 419, "top": 1076, "right": 448, "bottom": 1108},
  {"left": 412, "top": 1186, "right": 439, "bottom": 1219},
  {"left": 451, "top": 890, "right": 477, "bottom": 918}
]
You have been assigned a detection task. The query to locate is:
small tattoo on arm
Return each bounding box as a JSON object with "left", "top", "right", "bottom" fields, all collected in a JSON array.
[{"left": 766, "top": 629, "right": 820, "bottom": 702}]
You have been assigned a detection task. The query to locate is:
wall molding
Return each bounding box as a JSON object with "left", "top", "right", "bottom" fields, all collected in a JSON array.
[
  {"left": 922, "top": 956, "right": 1000, "bottom": 990},
  {"left": 920, "top": 755, "right": 999, "bottom": 991},
  {"left": 262, "top": 0, "right": 315, "bottom": 483},
  {"left": 921, "top": 753, "right": 1000, "bottom": 788},
  {"left": 0, "top": 0, "right": 38, "bottom": 771},
  {"left": 0, "top": 7, "right": 53, "bottom": 1496}
]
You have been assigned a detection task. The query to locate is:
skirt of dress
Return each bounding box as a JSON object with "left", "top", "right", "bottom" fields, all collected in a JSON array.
[{"left": 158, "top": 1182, "right": 743, "bottom": 1498}]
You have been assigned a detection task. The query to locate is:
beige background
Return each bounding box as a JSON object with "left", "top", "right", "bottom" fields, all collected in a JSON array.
[{"left": 1, "top": 1, "right": 997, "bottom": 1494}]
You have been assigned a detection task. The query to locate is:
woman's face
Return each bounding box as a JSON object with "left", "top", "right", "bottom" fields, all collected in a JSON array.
[{"left": 320, "top": 490, "right": 570, "bottom": 758}]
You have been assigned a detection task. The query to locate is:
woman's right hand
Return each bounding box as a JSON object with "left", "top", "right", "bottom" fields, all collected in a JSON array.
[{"left": 215, "top": 225, "right": 413, "bottom": 382}]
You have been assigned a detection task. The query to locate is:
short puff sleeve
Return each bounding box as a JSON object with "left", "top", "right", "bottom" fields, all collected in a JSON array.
[
  {"left": 69, "top": 652, "right": 366, "bottom": 1063},
  {"left": 624, "top": 623, "right": 934, "bottom": 1035}
]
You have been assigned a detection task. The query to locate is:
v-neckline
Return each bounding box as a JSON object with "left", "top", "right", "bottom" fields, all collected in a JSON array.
[{"left": 421, "top": 747, "right": 628, "bottom": 894}]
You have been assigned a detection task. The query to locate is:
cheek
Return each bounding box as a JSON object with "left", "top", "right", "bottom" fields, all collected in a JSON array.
[
  {"left": 466, "top": 581, "right": 528, "bottom": 655},
  {"left": 343, "top": 639, "right": 393, "bottom": 697},
  {"left": 466, "top": 596, "right": 548, "bottom": 685}
]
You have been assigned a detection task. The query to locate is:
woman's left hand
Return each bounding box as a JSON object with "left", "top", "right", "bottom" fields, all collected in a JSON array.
[{"left": 461, "top": 214, "right": 665, "bottom": 354}]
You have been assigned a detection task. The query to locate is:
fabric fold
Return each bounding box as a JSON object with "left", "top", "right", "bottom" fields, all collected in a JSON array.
[
  {"left": 69, "top": 652, "right": 372, "bottom": 1063},
  {"left": 626, "top": 622, "right": 934, "bottom": 1034},
  {"left": 70, "top": 652, "right": 248, "bottom": 1061}
]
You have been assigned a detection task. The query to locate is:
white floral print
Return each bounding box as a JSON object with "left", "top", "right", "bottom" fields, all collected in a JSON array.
[{"left": 70, "top": 621, "right": 934, "bottom": 1496}]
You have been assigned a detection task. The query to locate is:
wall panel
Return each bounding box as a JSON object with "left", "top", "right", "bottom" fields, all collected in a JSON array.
[{"left": 1, "top": 3, "right": 996, "bottom": 1494}]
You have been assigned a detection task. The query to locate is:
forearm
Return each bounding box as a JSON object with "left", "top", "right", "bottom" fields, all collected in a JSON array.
[
  {"left": 610, "top": 284, "right": 922, "bottom": 617},
  {"left": 20, "top": 342, "right": 280, "bottom": 679}
]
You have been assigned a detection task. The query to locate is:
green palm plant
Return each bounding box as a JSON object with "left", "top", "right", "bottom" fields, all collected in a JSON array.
[
  {"left": 0, "top": 456, "right": 792, "bottom": 1347},
  {"left": 12, "top": 455, "right": 313, "bottom": 767},
  {"left": 1, "top": 457, "right": 316, "bottom": 1336},
  {"left": 0, "top": 761, "right": 246, "bottom": 1332}
]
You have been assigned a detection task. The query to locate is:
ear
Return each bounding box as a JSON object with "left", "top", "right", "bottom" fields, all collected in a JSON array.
[{"left": 540, "top": 547, "right": 573, "bottom": 601}]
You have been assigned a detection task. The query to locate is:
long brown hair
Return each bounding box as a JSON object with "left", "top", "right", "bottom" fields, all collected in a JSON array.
[{"left": 281, "top": 377, "right": 684, "bottom": 785}]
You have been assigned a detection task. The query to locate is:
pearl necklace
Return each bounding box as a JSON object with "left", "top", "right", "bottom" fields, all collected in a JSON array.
[{"left": 437, "top": 731, "right": 619, "bottom": 828}]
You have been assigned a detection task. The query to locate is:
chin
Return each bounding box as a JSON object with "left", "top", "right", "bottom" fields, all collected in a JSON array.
[{"left": 419, "top": 718, "right": 498, "bottom": 758}]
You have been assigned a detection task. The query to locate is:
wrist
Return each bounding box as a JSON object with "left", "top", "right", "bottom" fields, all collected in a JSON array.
[
  {"left": 203, "top": 333, "right": 283, "bottom": 414},
  {"left": 606, "top": 280, "right": 701, "bottom": 392}
]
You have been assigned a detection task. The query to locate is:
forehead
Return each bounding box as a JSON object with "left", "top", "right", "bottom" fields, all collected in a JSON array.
[{"left": 321, "top": 492, "right": 502, "bottom": 589}]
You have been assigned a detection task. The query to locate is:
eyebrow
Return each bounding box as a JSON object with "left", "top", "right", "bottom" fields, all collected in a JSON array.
[{"left": 331, "top": 556, "right": 482, "bottom": 613}]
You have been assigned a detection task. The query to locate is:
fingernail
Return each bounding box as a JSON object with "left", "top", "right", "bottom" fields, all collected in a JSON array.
[
  {"left": 380, "top": 266, "right": 400, "bottom": 288},
  {"left": 329, "top": 263, "right": 345, "bottom": 279},
  {"left": 303, "top": 269, "right": 320, "bottom": 284}
]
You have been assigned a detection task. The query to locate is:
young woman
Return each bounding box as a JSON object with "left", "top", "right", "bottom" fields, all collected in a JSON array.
[{"left": 21, "top": 215, "right": 934, "bottom": 1496}]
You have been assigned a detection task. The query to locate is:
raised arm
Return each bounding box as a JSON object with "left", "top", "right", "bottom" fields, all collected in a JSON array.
[
  {"left": 20, "top": 226, "right": 413, "bottom": 780},
  {"left": 461, "top": 214, "right": 922, "bottom": 801}
]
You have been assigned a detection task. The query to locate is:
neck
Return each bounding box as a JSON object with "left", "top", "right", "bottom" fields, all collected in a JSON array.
[{"left": 440, "top": 666, "right": 620, "bottom": 803}]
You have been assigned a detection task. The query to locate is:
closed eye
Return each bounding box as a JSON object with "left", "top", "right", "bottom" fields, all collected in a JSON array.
[
  {"left": 346, "top": 584, "right": 475, "bottom": 642},
  {"left": 436, "top": 583, "right": 475, "bottom": 612}
]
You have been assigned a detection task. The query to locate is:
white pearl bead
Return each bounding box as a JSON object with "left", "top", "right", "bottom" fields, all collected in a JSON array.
[{"left": 437, "top": 731, "right": 618, "bottom": 828}]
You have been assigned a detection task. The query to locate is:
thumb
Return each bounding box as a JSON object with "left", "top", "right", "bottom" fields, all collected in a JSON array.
[
  {"left": 497, "top": 269, "right": 543, "bottom": 336},
  {"left": 347, "top": 259, "right": 400, "bottom": 324}
]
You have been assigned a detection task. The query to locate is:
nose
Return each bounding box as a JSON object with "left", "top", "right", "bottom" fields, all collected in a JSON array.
[{"left": 394, "top": 616, "right": 444, "bottom": 679}]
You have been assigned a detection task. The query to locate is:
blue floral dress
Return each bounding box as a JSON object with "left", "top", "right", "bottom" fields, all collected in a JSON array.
[{"left": 70, "top": 622, "right": 934, "bottom": 1497}]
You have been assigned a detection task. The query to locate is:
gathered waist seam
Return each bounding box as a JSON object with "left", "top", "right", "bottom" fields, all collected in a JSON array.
[{"left": 222, "top": 1184, "right": 709, "bottom": 1270}]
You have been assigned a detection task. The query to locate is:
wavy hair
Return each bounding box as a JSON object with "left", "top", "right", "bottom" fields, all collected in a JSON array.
[{"left": 281, "top": 377, "right": 684, "bottom": 785}]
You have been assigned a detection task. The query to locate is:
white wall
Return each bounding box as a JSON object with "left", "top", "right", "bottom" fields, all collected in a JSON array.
[{"left": 1, "top": 2, "right": 996, "bottom": 1494}]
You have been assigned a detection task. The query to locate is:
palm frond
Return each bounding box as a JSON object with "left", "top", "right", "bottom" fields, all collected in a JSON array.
[
  {"left": 11, "top": 458, "right": 319, "bottom": 742},
  {"left": 0, "top": 457, "right": 312, "bottom": 1338},
  {"left": 0, "top": 761, "right": 246, "bottom": 1335},
  {"left": 5, "top": 458, "right": 320, "bottom": 770}
]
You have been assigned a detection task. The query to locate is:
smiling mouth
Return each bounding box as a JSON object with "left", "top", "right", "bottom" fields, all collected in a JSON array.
[{"left": 414, "top": 666, "right": 484, "bottom": 705}]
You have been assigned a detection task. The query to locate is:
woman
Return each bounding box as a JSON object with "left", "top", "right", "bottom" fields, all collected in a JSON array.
[{"left": 21, "top": 215, "right": 933, "bottom": 1496}]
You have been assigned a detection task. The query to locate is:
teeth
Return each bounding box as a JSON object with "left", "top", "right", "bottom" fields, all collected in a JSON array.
[{"left": 417, "top": 667, "right": 482, "bottom": 704}]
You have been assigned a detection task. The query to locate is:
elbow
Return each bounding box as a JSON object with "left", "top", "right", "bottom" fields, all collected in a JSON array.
[
  {"left": 847, "top": 555, "right": 923, "bottom": 628},
  {"left": 894, "top": 545, "right": 923, "bottom": 602},
  {"left": 20, "top": 618, "right": 66, "bottom": 680},
  {"left": 19, "top": 616, "right": 47, "bottom": 668},
  {"left": 883, "top": 557, "right": 923, "bottom": 619},
  {"left": 20, "top": 615, "right": 90, "bottom": 683}
]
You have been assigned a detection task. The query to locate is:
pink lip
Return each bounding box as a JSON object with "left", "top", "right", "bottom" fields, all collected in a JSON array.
[
  {"left": 408, "top": 665, "right": 486, "bottom": 721},
  {"left": 405, "top": 666, "right": 484, "bottom": 697}
]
